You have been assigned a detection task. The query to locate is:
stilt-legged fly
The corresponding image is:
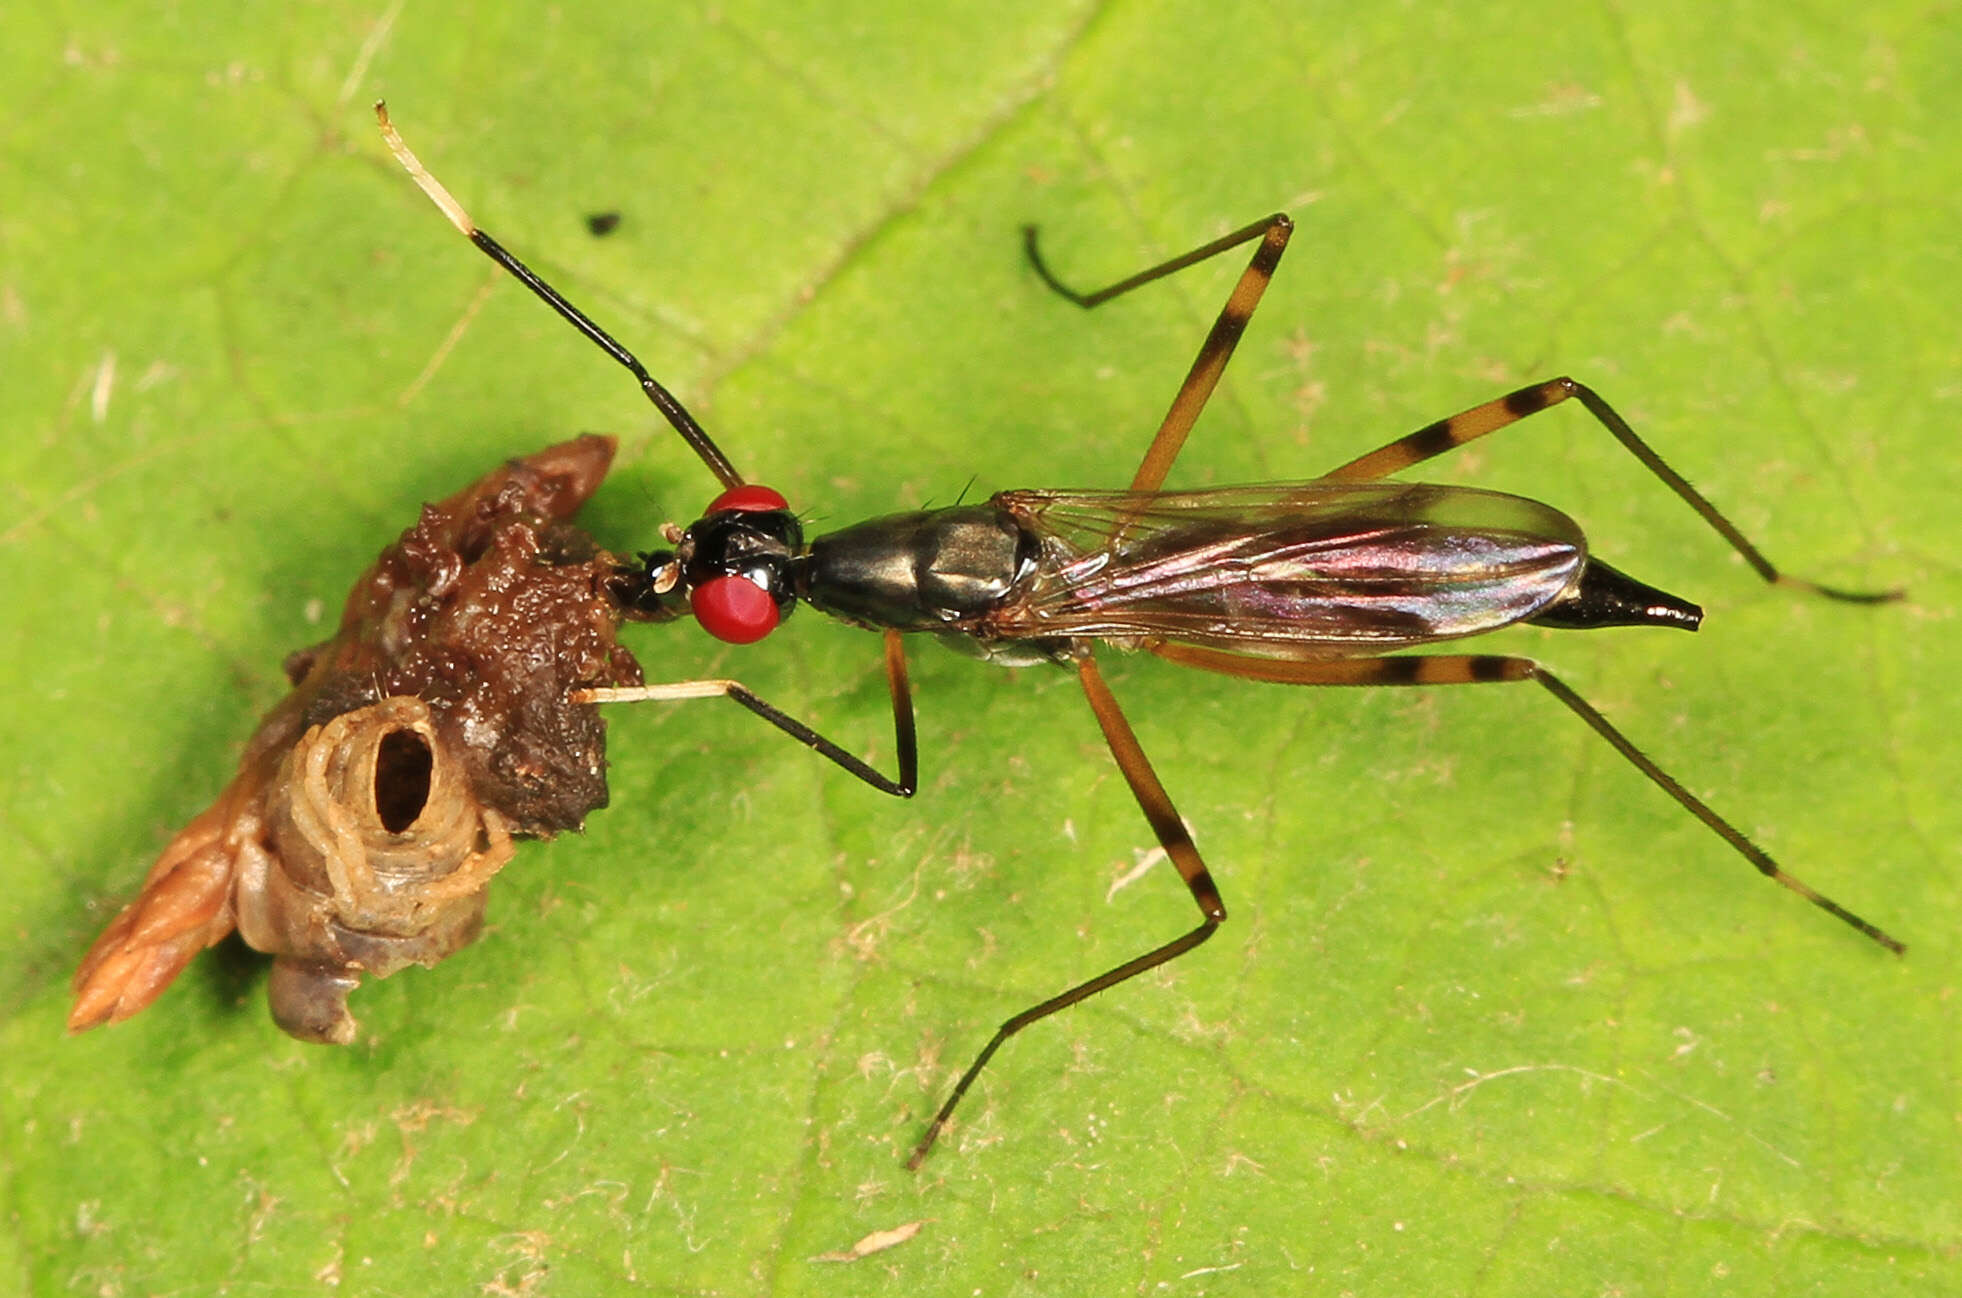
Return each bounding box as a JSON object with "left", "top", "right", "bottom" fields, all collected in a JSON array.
[{"left": 376, "top": 104, "right": 1904, "bottom": 1167}]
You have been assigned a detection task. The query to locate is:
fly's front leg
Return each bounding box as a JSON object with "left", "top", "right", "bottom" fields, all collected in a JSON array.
[
  {"left": 1027, "top": 213, "right": 1294, "bottom": 493},
  {"left": 907, "top": 644, "right": 1225, "bottom": 1168},
  {"left": 1319, "top": 377, "right": 1899, "bottom": 603},
  {"left": 375, "top": 103, "right": 744, "bottom": 488},
  {"left": 1144, "top": 642, "right": 1905, "bottom": 954},
  {"left": 575, "top": 630, "right": 918, "bottom": 797}
]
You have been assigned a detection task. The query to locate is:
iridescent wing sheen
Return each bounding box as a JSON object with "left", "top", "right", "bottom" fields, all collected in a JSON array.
[{"left": 988, "top": 482, "right": 1587, "bottom": 658}]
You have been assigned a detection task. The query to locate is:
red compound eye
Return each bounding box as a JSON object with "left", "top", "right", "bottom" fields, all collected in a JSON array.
[
  {"left": 691, "top": 575, "right": 781, "bottom": 644},
  {"left": 705, "top": 484, "right": 789, "bottom": 515}
]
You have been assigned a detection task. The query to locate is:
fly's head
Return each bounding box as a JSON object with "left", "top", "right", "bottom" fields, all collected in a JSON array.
[{"left": 675, "top": 485, "right": 805, "bottom": 643}]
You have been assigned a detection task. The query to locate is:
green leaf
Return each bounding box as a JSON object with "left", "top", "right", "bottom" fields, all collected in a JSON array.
[{"left": 5, "top": 2, "right": 1956, "bottom": 1293}]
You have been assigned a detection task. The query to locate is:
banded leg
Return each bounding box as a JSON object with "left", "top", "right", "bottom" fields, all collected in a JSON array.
[
  {"left": 575, "top": 630, "right": 919, "bottom": 797},
  {"left": 1145, "top": 642, "right": 1904, "bottom": 954},
  {"left": 1027, "top": 213, "right": 1294, "bottom": 493},
  {"left": 375, "top": 103, "right": 744, "bottom": 489},
  {"left": 1320, "top": 377, "right": 1898, "bottom": 603},
  {"left": 907, "top": 644, "right": 1227, "bottom": 1168}
]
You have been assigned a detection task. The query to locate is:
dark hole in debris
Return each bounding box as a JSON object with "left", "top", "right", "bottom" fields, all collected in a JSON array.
[{"left": 374, "top": 729, "right": 435, "bottom": 832}]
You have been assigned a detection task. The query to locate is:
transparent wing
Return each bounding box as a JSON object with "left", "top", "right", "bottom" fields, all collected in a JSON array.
[{"left": 990, "top": 482, "right": 1586, "bottom": 657}]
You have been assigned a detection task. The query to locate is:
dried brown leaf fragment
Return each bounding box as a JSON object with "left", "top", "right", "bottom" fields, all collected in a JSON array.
[{"left": 72, "top": 436, "right": 645, "bottom": 1042}]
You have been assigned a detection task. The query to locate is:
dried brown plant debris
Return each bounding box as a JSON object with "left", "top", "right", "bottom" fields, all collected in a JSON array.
[{"left": 71, "top": 435, "right": 647, "bottom": 1043}]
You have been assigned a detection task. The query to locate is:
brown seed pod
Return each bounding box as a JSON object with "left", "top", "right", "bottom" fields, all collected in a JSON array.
[{"left": 71, "top": 435, "right": 648, "bottom": 1042}]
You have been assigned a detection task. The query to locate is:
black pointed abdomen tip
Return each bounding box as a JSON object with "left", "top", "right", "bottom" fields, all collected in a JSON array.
[{"left": 1530, "top": 558, "right": 1704, "bottom": 632}]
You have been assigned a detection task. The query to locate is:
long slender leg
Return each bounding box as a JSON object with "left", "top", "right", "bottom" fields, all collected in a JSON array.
[
  {"left": 1319, "top": 377, "right": 1898, "bottom": 603},
  {"left": 1027, "top": 214, "right": 1293, "bottom": 493},
  {"left": 1145, "top": 642, "right": 1904, "bottom": 954},
  {"left": 906, "top": 644, "right": 1226, "bottom": 1168},
  {"left": 576, "top": 628, "right": 918, "bottom": 796},
  {"left": 374, "top": 103, "right": 744, "bottom": 489}
]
